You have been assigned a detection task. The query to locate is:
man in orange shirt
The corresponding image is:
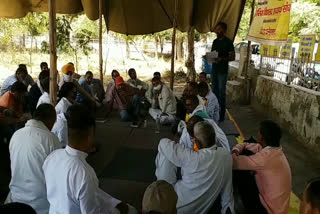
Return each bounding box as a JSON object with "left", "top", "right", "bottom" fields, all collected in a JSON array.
[
  {"left": 0, "top": 81, "right": 28, "bottom": 144},
  {"left": 232, "top": 120, "right": 292, "bottom": 214},
  {"left": 0, "top": 81, "right": 27, "bottom": 117}
]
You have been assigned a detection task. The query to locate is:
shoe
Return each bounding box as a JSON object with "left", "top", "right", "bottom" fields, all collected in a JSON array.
[{"left": 130, "top": 122, "right": 139, "bottom": 128}]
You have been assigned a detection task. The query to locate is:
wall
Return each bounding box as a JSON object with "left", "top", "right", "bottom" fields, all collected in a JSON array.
[{"left": 254, "top": 75, "right": 320, "bottom": 152}]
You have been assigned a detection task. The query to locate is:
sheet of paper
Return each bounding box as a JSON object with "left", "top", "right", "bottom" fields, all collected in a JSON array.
[{"left": 206, "top": 51, "right": 218, "bottom": 64}]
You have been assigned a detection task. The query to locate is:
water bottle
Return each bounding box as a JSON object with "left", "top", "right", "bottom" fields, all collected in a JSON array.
[
  {"left": 155, "top": 115, "right": 161, "bottom": 134},
  {"left": 143, "top": 119, "right": 148, "bottom": 128}
]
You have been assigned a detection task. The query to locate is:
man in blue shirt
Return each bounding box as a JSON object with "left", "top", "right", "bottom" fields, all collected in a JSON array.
[{"left": 211, "top": 22, "right": 235, "bottom": 122}]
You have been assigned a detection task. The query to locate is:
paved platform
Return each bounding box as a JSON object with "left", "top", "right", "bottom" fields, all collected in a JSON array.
[{"left": 1, "top": 105, "right": 314, "bottom": 214}]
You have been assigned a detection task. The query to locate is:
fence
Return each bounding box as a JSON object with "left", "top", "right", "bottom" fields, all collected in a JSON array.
[{"left": 259, "top": 50, "right": 320, "bottom": 92}]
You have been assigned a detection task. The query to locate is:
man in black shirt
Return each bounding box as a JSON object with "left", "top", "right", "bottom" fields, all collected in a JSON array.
[{"left": 211, "top": 22, "right": 235, "bottom": 121}]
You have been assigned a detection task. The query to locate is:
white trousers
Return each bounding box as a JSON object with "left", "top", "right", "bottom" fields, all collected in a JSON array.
[
  {"left": 149, "top": 108, "right": 176, "bottom": 125},
  {"left": 155, "top": 152, "right": 177, "bottom": 185}
]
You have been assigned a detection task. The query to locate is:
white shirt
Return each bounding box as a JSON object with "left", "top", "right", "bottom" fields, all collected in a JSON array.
[
  {"left": 43, "top": 146, "right": 121, "bottom": 214},
  {"left": 51, "top": 113, "right": 68, "bottom": 147},
  {"left": 157, "top": 139, "right": 234, "bottom": 214},
  {"left": 180, "top": 119, "right": 230, "bottom": 152},
  {"left": 55, "top": 97, "right": 72, "bottom": 115},
  {"left": 7, "top": 119, "right": 61, "bottom": 214},
  {"left": 154, "top": 84, "right": 176, "bottom": 115},
  {"left": 204, "top": 91, "right": 220, "bottom": 123},
  {"left": 37, "top": 92, "right": 51, "bottom": 107}
]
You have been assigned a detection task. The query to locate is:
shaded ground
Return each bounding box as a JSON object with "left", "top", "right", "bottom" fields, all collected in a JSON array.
[{"left": 1, "top": 103, "right": 319, "bottom": 212}]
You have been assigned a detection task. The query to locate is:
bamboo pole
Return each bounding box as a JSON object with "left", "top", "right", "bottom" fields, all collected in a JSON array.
[
  {"left": 99, "top": 0, "right": 103, "bottom": 83},
  {"left": 170, "top": 0, "right": 178, "bottom": 90},
  {"left": 49, "top": 0, "right": 57, "bottom": 105}
]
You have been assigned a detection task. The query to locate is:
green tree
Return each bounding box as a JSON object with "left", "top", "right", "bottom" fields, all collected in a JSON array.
[{"left": 289, "top": 0, "right": 320, "bottom": 41}]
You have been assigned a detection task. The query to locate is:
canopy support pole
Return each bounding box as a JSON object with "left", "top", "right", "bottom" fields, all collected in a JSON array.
[
  {"left": 244, "top": 0, "right": 256, "bottom": 79},
  {"left": 170, "top": 0, "right": 178, "bottom": 90},
  {"left": 49, "top": 0, "right": 57, "bottom": 105},
  {"left": 99, "top": 0, "right": 103, "bottom": 83},
  {"left": 243, "top": 0, "right": 255, "bottom": 104}
]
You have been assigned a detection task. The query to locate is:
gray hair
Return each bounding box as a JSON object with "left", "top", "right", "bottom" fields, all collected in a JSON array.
[{"left": 194, "top": 121, "right": 216, "bottom": 148}]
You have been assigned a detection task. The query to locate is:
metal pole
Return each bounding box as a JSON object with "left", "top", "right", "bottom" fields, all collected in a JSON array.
[
  {"left": 99, "top": 0, "right": 103, "bottom": 83},
  {"left": 244, "top": 0, "right": 256, "bottom": 79},
  {"left": 170, "top": 0, "right": 178, "bottom": 90},
  {"left": 49, "top": 0, "right": 57, "bottom": 105}
]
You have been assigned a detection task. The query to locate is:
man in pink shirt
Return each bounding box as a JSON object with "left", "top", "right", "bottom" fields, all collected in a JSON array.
[{"left": 232, "top": 120, "right": 292, "bottom": 214}]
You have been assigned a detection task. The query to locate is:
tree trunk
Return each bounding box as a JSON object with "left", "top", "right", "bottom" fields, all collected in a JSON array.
[
  {"left": 176, "top": 37, "right": 184, "bottom": 61},
  {"left": 186, "top": 27, "right": 196, "bottom": 82},
  {"left": 22, "top": 34, "right": 26, "bottom": 50},
  {"left": 126, "top": 38, "right": 130, "bottom": 59},
  {"left": 30, "top": 36, "right": 33, "bottom": 73},
  {"left": 35, "top": 38, "right": 38, "bottom": 52},
  {"left": 154, "top": 35, "right": 159, "bottom": 59},
  {"left": 160, "top": 38, "right": 164, "bottom": 54}
]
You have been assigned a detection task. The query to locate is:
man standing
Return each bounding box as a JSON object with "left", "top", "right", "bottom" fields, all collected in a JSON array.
[
  {"left": 149, "top": 77, "right": 176, "bottom": 125},
  {"left": 43, "top": 104, "right": 136, "bottom": 214},
  {"left": 155, "top": 121, "right": 234, "bottom": 214},
  {"left": 5, "top": 104, "right": 60, "bottom": 214},
  {"left": 210, "top": 22, "right": 235, "bottom": 121}
]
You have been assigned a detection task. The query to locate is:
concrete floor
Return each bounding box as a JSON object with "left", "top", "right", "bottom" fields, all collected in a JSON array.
[{"left": 1, "top": 104, "right": 320, "bottom": 212}]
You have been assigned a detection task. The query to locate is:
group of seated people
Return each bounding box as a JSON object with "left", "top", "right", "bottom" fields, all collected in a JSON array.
[{"left": 0, "top": 63, "right": 319, "bottom": 214}]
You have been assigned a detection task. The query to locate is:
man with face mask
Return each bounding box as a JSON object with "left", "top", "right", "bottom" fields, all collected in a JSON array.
[
  {"left": 76, "top": 71, "right": 94, "bottom": 104},
  {"left": 58, "top": 63, "right": 75, "bottom": 89},
  {"left": 148, "top": 77, "right": 176, "bottom": 125},
  {"left": 210, "top": 22, "right": 235, "bottom": 122}
]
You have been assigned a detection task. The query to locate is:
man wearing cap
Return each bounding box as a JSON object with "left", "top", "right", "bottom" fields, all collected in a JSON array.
[
  {"left": 155, "top": 121, "right": 234, "bottom": 214},
  {"left": 107, "top": 76, "right": 145, "bottom": 127},
  {"left": 142, "top": 180, "right": 178, "bottom": 214},
  {"left": 59, "top": 63, "right": 75, "bottom": 89}
]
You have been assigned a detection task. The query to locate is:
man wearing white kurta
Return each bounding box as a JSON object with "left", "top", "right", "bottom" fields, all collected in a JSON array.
[
  {"left": 180, "top": 115, "right": 230, "bottom": 152},
  {"left": 155, "top": 121, "right": 234, "bottom": 214},
  {"left": 198, "top": 82, "right": 220, "bottom": 123},
  {"left": 43, "top": 104, "right": 136, "bottom": 214},
  {"left": 149, "top": 77, "right": 176, "bottom": 125},
  {"left": 6, "top": 104, "right": 60, "bottom": 214}
]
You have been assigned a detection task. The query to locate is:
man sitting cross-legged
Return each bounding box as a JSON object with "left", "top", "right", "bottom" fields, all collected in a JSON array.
[
  {"left": 127, "top": 68, "right": 149, "bottom": 91},
  {"left": 232, "top": 120, "right": 292, "bottom": 214},
  {"left": 43, "top": 104, "right": 137, "bottom": 214},
  {"left": 5, "top": 104, "right": 61, "bottom": 214},
  {"left": 107, "top": 76, "right": 145, "bottom": 127},
  {"left": 148, "top": 77, "right": 177, "bottom": 125},
  {"left": 155, "top": 121, "right": 234, "bottom": 214},
  {"left": 198, "top": 82, "right": 220, "bottom": 123}
]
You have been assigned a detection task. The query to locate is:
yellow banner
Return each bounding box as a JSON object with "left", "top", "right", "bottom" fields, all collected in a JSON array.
[
  {"left": 298, "top": 35, "right": 316, "bottom": 59},
  {"left": 261, "top": 45, "right": 280, "bottom": 57},
  {"left": 247, "top": 0, "right": 291, "bottom": 46},
  {"left": 280, "top": 37, "right": 292, "bottom": 59},
  {"left": 315, "top": 45, "right": 320, "bottom": 62}
]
